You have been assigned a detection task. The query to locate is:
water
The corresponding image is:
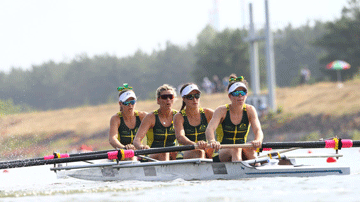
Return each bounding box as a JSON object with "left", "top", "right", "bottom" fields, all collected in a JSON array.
[{"left": 1, "top": 148, "right": 359, "bottom": 202}]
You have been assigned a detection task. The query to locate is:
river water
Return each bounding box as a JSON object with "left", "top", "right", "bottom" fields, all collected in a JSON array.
[{"left": 0, "top": 148, "right": 359, "bottom": 202}]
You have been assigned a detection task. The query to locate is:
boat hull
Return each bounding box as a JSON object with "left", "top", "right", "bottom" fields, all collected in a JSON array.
[{"left": 52, "top": 159, "right": 350, "bottom": 181}]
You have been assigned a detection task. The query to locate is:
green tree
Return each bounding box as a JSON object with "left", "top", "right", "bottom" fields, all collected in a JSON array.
[
  {"left": 194, "top": 26, "right": 249, "bottom": 86},
  {"left": 314, "top": 0, "right": 360, "bottom": 81},
  {"left": 274, "top": 22, "right": 327, "bottom": 87}
]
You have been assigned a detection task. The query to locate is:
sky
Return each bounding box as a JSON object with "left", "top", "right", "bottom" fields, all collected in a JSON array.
[{"left": 0, "top": 0, "right": 350, "bottom": 73}]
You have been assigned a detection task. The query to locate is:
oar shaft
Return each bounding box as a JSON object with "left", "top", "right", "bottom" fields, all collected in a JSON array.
[
  {"left": 0, "top": 153, "right": 109, "bottom": 169},
  {"left": 134, "top": 145, "right": 196, "bottom": 156},
  {"left": 0, "top": 145, "right": 197, "bottom": 169},
  {"left": 262, "top": 139, "right": 360, "bottom": 149},
  {"left": 0, "top": 149, "right": 116, "bottom": 166}
]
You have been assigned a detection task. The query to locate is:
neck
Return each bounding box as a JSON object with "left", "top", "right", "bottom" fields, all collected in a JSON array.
[
  {"left": 185, "top": 105, "right": 200, "bottom": 116},
  {"left": 229, "top": 103, "right": 243, "bottom": 112},
  {"left": 121, "top": 109, "right": 135, "bottom": 118},
  {"left": 158, "top": 107, "right": 172, "bottom": 115}
]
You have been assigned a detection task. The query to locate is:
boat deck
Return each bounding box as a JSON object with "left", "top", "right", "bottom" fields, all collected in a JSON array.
[{"left": 51, "top": 158, "right": 350, "bottom": 181}]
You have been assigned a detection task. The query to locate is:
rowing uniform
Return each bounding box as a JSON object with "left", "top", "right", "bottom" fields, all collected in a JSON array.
[
  {"left": 147, "top": 110, "right": 178, "bottom": 148},
  {"left": 180, "top": 108, "right": 207, "bottom": 143},
  {"left": 216, "top": 104, "right": 250, "bottom": 144},
  {"left": 117, "top": 110, "right": 141, "bottom": 145}
]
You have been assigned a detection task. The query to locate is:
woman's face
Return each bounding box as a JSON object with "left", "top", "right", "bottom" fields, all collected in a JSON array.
[
  {"left": 119, "top": 97, "right": 136, "bottom": 112},
  {"left": 157, "top": 90, "right": 175, "bottom": 109},
  {"left": 182, "top": 90, "right": 201, "bottom": 108},
  {"left": 228, "top": 86, "right": 247, "bottom": 105}
]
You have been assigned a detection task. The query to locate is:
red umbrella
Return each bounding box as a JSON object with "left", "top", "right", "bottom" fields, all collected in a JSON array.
[
  {"left": 326, "top": 60, "right": 351, "bottom": 70},
  {"left": 326, "top": 60, "right": 351, "bottom": 86}
]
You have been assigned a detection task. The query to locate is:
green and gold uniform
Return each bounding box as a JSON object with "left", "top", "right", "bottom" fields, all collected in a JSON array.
[
  {"left": 147, "top": 110, "right": 178, "bottom": 148},
  {"left": 180, "top": 108, "right": 208, "bottom": 143},
  {"left": 216, "top": 104, "right": 250, "bottom": 144},
  {"left": 117, "top": 110, "right": 141, "bottom": 145}
]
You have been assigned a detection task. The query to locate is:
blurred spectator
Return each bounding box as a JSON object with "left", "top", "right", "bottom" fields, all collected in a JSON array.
[
  {"left": 300, "top": 67, "right": 311, "bottom": 85},
  {"left": 222, "top": 76, "right": 229, "bottom": 92},
  {"left": 212, "top": 75, "right": 223, "bottom": 93},
  {"left": 202, "top": 77, "right": 214, "bottom": 94},
  {"left": 258, "top": 102, "right": 268, "bottom": 118}
]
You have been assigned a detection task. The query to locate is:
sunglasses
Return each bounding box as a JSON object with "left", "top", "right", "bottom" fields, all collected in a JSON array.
[
  {"left": 184, "top": 93, "right": 200, "bottom": 100},
  {"left": 230, "top": 90, "right": 247, "bottom": 97},
  {"left": 159, "top": 94, "right": 174, "bottom": 100},
  {"left": 122, "top": 100, "right": 136, "bottom": 106}
]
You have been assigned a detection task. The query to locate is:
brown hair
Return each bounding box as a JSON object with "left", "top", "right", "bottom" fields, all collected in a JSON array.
[
  {"left": 179, "top": 83, "right": 192, "bottom": 111},
  {"left": 227, "top": 73, "right": 249, "bottom": 91},
  {"left": 156, "top": 84, "right": 177, "bottom": 98}
]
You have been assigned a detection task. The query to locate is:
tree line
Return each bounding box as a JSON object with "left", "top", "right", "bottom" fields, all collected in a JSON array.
[{"left": 1, "top": 1, "right": 359, "bottom": 113}]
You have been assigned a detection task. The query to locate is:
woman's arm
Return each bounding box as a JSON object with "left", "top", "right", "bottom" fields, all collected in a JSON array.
[
  {"left": 133, "top": 113, "right": 155, "bottom": 150},
  {"left": 109, "top": 115, "right": 125, "bottom": 149},
  {"left": 138, "top": 111, "right": 148, "bottom": 121},
  {"left": 205, "top": 106, "right": 226, "bottom": 150},
  {"left": 174, "top": 113, "right": 194, "bottom": 145},
  {"left": 203, "top": 108, "right": 214, "bottom": 123},
  {"left": 247, "top": 105, "right": 264, "bottom": 148}
]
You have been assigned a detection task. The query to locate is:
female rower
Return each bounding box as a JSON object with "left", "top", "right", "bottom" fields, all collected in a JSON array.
[
  {"left": 174, "top": 83, "right": 213, "bottom": 159},
  {"left": 133, "top": 84, "right": 178, "bottom": 161},
  {"left": 205, "top": 74, "right": 264, "bottom": 162},
  {"left": 109, "top": 83, "right": 147, "bottom": 161}
]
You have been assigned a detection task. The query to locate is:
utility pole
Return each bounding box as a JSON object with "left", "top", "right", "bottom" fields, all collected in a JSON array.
[
  {"left": 245, "top": 0, "right": 277, "bottom": 112},
  {"left": 264, "top": 0, "right": 276, "bottom": 111}
]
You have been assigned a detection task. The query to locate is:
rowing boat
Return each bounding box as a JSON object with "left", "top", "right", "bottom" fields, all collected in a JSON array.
[
  {"left": 1, "top": 139, "right": 358, "bottom": 181},
  {"left": 52, "top": 155, "right": 350, "bottom": 181}
]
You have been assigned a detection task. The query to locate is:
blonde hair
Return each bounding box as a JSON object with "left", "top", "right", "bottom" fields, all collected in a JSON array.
[
  {"left": 156, "top": 84, "right": 177, "bottom": 98},
  {"left": 227, "top": 73, "right": 249, "bottom": 91}
]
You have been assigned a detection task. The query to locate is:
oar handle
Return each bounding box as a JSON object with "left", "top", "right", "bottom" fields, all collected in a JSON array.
[{"left": 262, "top": 139, "right": 360, "bottom": 149}]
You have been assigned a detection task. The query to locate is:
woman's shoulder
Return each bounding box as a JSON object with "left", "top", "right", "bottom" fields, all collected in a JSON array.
[
  {"left": 202, "top": 107, "right": 214, "bottom": 114},
  {"left": 110, "top": 113, "right": 121, "bottom": 124},
  {"left": 137, "top": 111, "right": 148, "bottom": 120},
  {"left": 215, "top": 105, "right": 228, "bottom": 112},
  {"left": 173, "top": 112, "right": 184, "bottom": 122},
  {"left": 245, "top": 104, "right": 256, "bottom": 112}
]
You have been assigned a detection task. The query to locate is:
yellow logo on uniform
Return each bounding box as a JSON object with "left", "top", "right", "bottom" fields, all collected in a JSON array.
[{"left": 239, "top": 123, "right": 247, "bottom": 130}]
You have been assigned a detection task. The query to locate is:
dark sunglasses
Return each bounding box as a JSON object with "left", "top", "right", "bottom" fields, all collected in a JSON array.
[
  {"left": 122, "top": 100, "right": 136, "bottom": 106},
  {"left": 184, "top": 93, "right": 201, "bottom": 100},
  {"left": 159, "top": 94, "right": 174, "bottom": 100},
  {"left": 231, "top": 90, "right": 247, "bottom": 97}
]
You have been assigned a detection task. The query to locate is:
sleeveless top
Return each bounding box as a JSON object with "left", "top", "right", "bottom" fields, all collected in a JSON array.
[
  {"left": 117, "top": 110, "right": 141, "bottom": 145},
  {"left": 215, "top": 104, "right": 250, "bottom": 144},
  {"left": 147, "top": 110, "right": 178, "bottom": 148},
  {"left": 180, "top": 108, "right": 208, "bottom": 143}
]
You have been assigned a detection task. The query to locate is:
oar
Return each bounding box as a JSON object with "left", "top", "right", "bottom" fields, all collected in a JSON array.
[
  {"left": 0, "top": 149, "right": 115, "bottom": 166},
  {"left": 0, "top": 143, "right": 249, "bottom": 169},
  {"left": 261, "top": 139, "right": 360, "bottom": 149},
  {"left": 0, "top": 145, "right": 199, "bottom": 169},
  {"left": 2, "top": 139, "right": 359, "bottom": 169},
  {"left": 258, "top": 147, "right": 299, "bottom": 158}
]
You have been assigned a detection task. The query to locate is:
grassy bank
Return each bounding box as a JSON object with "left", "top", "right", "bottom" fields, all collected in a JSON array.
[{"left": 1, "top": 79, "right": 360, "bottom": 159}]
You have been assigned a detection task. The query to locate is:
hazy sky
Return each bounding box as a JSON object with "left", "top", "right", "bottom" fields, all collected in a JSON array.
[{"left": 0, "top": 0, "right": 349, "bottom": 73}]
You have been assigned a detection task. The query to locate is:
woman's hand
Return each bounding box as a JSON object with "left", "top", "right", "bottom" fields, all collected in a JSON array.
[
  {"left": 139, "top": 145, "right": 150, "bottom": 150},
  {"left": 209, "top": 140, "right": 221, "bottom": 151},
  {"left": 196, "top": 140, "right": 208, "bottom": 150},
  {"left": 251, "top": 140, "right": 262, "bottom": 148},
  {"left": 125, "top": 144, "right": 136, "bottom": 150}
]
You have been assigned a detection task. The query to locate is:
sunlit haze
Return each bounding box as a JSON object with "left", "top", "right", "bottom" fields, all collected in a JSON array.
[{"left": 0, "top": 0, "right": 348, "bottom": 73}]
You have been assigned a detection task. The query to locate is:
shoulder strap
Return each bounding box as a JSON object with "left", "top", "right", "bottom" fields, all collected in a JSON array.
[
  {"left": 134, "top": 110, "right": 139, "bottom": 116},
  {"left": 117, "top": 112, "right": 122, "bottom": 118},
  {"left": 172, "top": 110, "right": 178, "bottom": 116},
  {"left": 180, "top": 109, "right": 186, "bottom": 116},
  {"left": 243, "top": 104, "right": 247, "bottom": 111},
  {"left": 225, "top": 104, "right": 230, "bottom": 111},
  {"left": 199, "top": 108, "right": 205, "bottom": 114},
  {"left": 154, "top": 110, "right": 158, "bottom": 115}
]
